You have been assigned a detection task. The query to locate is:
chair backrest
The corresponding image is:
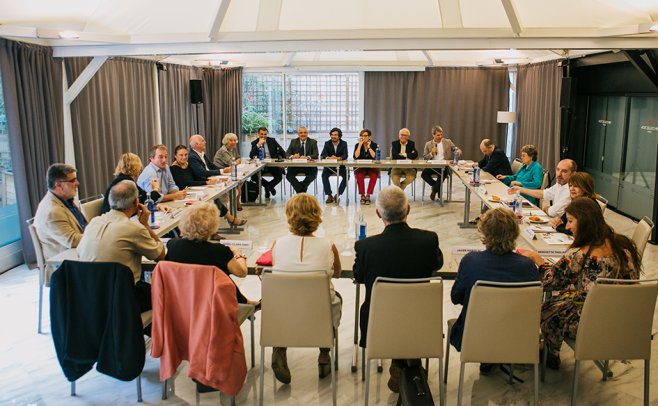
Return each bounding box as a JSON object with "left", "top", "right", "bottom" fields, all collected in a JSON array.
[
  {"left": 80, "top": 194, "right": 104, "bottom": 220},
  {"left": 632, "top": 216, "right": 654, "bottom": 260},
  {"left": 574, "top": 278, "right": 658, "bottom": 361},
  {"left": 540, "top": 170, "right": 550, "bottom": 189},
  {"left": 596, "top": 195, "right": 608, "bottom": 214},
  {"left": 260, "top": 270, "right": 334, "bottom": 348},
  {"left": 366, "top": 277, "right": 443, "bottom": 360},
  {"left": 26, "top": 218, "right": 47, "bottom": 285},
  {"left": 461, "top": 281, "right": 542, "bottom": 364},
  {"left": 511, "top": 158, "right": 523, "bottom": 174}
]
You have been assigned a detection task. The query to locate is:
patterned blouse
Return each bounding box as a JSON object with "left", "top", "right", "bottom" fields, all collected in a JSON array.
[{"left": 540, "top": 247, "right": 639, "bottom": 304}]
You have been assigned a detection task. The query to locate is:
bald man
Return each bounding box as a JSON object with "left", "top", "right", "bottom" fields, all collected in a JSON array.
[
  {"left": 188, "top": 134, "right": 222, "bottom": 180},
  {"left": 476, "top": 139, "right": 512, "bottom": 177}
]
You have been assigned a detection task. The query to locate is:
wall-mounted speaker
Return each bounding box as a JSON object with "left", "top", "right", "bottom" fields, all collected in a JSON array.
[
  {"left": 190, "top": 80, "right": 203, "bottom": 104},
  {"left": 560, "top": 77, "right": 576, "bottom": 109}
]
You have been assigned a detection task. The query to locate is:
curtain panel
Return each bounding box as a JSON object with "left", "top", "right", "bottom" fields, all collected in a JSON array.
[
  {"left": 0, "top": 39, "right": 65, "bottom": 264},
  {"left": 516, "top": 60, "right": 562, "bottom": 173},
  {"left": 66, "top": 57, "right": 158, "bottom": 198},
  {"left": 158, "top": 63, "right": 204, "bottom": 149},
  {"left": 364, "top": 67, "right": 510, "bottom": 160},
  {"left": 202, "top": 67, "right": 243, "bottom": 157}
]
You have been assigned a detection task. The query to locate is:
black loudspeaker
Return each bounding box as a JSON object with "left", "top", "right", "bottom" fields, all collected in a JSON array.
[
  {"left": 560, "top": 77, "right": 576, "bottom": 108},
  {"left": 190, "top": 80, "right": 203, "bottom": 104}
]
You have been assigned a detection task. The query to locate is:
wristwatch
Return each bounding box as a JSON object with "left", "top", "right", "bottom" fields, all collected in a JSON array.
[{"left": 234, "top": 254, "right": 247, "bottom": 260}]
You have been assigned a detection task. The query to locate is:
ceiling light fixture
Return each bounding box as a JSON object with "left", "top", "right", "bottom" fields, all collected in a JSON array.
[
  {"left": 58, "top": 30, "right": 79, "bottom": 39},
  {"left": 650, "top": 23, "right": 658, "bottom": 32}
]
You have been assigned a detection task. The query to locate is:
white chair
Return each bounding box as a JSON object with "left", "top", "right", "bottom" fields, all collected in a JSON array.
[
  {"left": 632, "top": 216, "right": 654, "bottom": 260},
  {"left": 364, "top": 277, "right": 444, "bottom": 406},
  {"left": 565, "top": 278, "right": 658, "bottom": 406},
  {"left": 446, "top": 281, "right": 542, "bottom": 406},
  {"left": 596, "top": 195, "right": 608, "bottom": 213},
  {"left": 80, "top": 194, "right": 104, "bottom": 220},
  {"left": 259, "top": 270, "right": 337, "bottom": 406},
  {"left": 26, "top": 218, "right": 48, "bottom": 334},
  {"left": 540, "top": 170, "right": 550, "bottom": 189},
  {"left": 511, "top": 158, "right": 523, "bottom": 174}
]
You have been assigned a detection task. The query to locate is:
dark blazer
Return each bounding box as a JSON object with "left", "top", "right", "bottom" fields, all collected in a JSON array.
[
  {"left": 188, "top": 149, "right": 221, "bottom": 180},
  {"left": 101, "top": 173, "right": 161, "bottom": 215},
  {"left": 449, "top": 250, "right": 540, "bottom": 351},
  {"left": 321, "top": 139, "right": 348, "bottom": 160},
  {"left": 286, "top": 137, "right": 319, "bottom": 159},
  {"left": 392, "top": 140, "right": 419, "bottom": 160},
  {"left": 353, "top": 222, "right": 443, "bottom": 346},
  {"left": 477, "top": 146, "right": 513, "bottom": 177},
  {"left": 249, "top": 137, "right": 286, "bottom": 159},
  {"left": 170, "top": 165, "right": 207, "bottom": 189},
  {"left": 50, "top": 260, "right": 146, "bottom": 382}
]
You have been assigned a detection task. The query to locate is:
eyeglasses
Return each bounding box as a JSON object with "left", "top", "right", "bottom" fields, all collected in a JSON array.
[{"left": 59, "top": 177, "right": 78, "bottom": 183}]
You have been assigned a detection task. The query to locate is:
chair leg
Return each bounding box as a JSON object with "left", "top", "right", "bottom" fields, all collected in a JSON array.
[
  {"left": 444, "top": 324, "right": 453, "bottom": 384},
  {"left": 361, "top": 347, "right": 366, "bottom": 381},
  {"left": 438, "top": 357, "right": 445, "bottom": 406},
  {"left": 250, "top": 314, "right": 255, "bottom": 368},
  {"left": 259, "top": 347, "right": 265, "bottom": 406},
  {"left": 136, "top": 375, "right": 142, "bottom": 402},
  {"left": 334, "top": 328, "right": 339, "bottom": 370},
  {"left": 230, "top": 396, "right": 236, "bottom": 406},
  {"left": 570, "top": 360, "right": 580, "bottom": 406},
  {"left": 70, "top": 381, "right": 76, "bottom": 396},
  {"left": 377, "top": 359, "right": 383, "bottom": 373},
  {"left": 534, "top": 363, "right": 539, "bottom": 406},
  {"left": 644, "top": 359, "right": 650, "bottom": 406},
  {"left": 330, "top": 351, "right": 337, "bottom": 406},
  {"left": 37, "top": 283, "right": 44, "bottom": 334},
  {"left": 425, "top": 358, "right": 429, "bottom": 372},
  {"left": 365, "top": 359, "right": 371, "bottom": 406},
  {"left": 457, "top": 363, "right": 465, "bottom": 406},
  {"left": 162, "top": 379, "right": 168, "bottom": 400},
  {"left": 508, "top": 364, "right": 514, "bottom": 384},
  {"left": 540, "top": 343, "right": 547, "bottom": 382}
]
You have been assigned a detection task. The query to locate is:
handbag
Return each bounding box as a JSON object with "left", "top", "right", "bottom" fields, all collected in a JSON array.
[{"left": 256, "top": 249, "right": 273, "bottom": 266}]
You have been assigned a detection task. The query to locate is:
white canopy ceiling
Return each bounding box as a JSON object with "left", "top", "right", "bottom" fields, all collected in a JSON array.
[{"left": 1, "top": 0, "right": 657, "bottom": 69}]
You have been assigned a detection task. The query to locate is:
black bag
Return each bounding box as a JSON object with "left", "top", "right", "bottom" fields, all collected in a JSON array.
[
  {"left": 398, "top": 362, "right": 434, "bottom": 405},
  {"left": 241, "top": 181, "right": 260, "bottom": 202}
]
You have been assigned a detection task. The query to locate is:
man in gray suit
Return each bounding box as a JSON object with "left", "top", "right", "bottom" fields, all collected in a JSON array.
[
  {"left": 421, "top": 125, "right": 462, "bottom": 201},
  {"left": 285, "top": 126, "right": 319, "bottom": 193}
]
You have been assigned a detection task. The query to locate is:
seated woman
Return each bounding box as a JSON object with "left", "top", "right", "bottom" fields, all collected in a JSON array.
[
  {"left": 521, "top": 197, "right": 641, "bottom": 370},
  {"left": 497, "top": 144, "right": 544, "bottom": 205},
  {"left": 165, "top": 202, "right": 257, "bottom": 306},
  {"left": 353, "top": 129, "right": 379, "bottom": 205},
  {"left": 270, "top": 193, "right": 342, "bottom": 384},
  {"left": 450, "top": 207, "right": 540, "bottom": 373},
  {"left": 170, "top": 144, "right": 246, "bottom": 226},
  {"left": 101, "top": 152, "right": 164, "bottom": 215},
  {"left": 213, "top": 132, "right": 243, "bottom": 210},
  {"left": 550, "top": 172, "right": 598, "bottom": 235}
]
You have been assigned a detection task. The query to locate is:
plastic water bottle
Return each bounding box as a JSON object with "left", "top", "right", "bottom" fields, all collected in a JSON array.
[
  {"left": 258, "top": 146, "right": 264, "bottom": 162},
  {"left": 144, "top": 192, "right": 156, "bottom": 229},
  {"left": 453, "top": 149, "right": 459, "bottom": 166},
  {"left": 514, "top": 191, "right": 523, "bottom": 219},
  {"left": 472, "top": 163, "right": 480, "bottom": 186},
  {"left": 375, "top": 147, "right": 381, "bottom": 163},
  {"left": 231, "top": 158, "right": 238, "bottom": 181},
  {"left": 355, "top": 213, "right": 367, "bottom": 240}
]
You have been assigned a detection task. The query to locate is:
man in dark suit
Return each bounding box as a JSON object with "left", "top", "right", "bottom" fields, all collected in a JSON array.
[
  {"left": 476, "top": 138, "right": 513, "bottom": 177},
  {"left": 320, "top": 127, "right": 348, "bottom": 204},
  {"left": 249, "top": 127, "right": 286, "bottom": 198},
  {"left": 189, "top": 134, "right": 222, "bottom": 179},
  {"left": 390, "top": 127, "right": 419, "bottom": 190},
  {"left": 353, "top": 185, "right": 443, "bottom": 393},
  {"left": 285, "top": 126, "right": 318, "bottom": 194}
]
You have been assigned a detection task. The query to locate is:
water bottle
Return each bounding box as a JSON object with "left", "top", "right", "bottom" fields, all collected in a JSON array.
[
  {"left": 453, "top": 149, "right": 459, "bottom": 166},
  {"left": 230, "top": 158, "right": 238, "bottom": 181},
  {"left": 375, "top": 147, "right": 381, "bottom": 163},
  {"left": 355, "top": 213, "right": 367, "bottom": 240},
  {"left": 472, "top": 163, "right": 480, "bottom": 186},
  {"left": 514, "top": 191, "right": 523, "bottom": 219},
  {"left": 144, "top": 192, "right": 156, "bottom": 228},
  {"left": 258, "top": 145, "right": 264, "bottom": 162}
]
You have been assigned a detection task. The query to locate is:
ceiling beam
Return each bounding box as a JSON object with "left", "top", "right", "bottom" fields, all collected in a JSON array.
[
  {"left": 623, "top": 50, "right": 658, "bottom": 90},
  {"left": 209, "top": 0, "right": 232, "bottom": 41},
  {"left": 438, "top": 0, "right": 463, "bottom": 29},
  {"left": 256, "top": 0, "right": 282, "bottom": 31},
  {"left": 282, "top": 52, "right": 296, "bottom": 67},
  {"left": 422, "top": 50, "right": 435, "bottom": 66},
  {"left": 65, "top": 56, "right": 108, "bottom": 103},
  {"left": 500, "top": 0, "right": 523, "bottom": 36}
]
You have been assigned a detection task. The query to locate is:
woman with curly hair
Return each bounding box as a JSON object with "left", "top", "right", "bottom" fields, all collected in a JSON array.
[
  {"left": 101, "top": 152, "right": 162, "bottom": 214},
  {"left": 270, "top": 193, "right": 342, "bottom": 384}
]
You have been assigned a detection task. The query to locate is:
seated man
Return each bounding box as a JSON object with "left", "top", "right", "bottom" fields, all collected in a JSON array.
[
  {"left": 450, "top": 207, "right": 539, "bottom": 373},
  {"left": 421, "top": 125, "right": 462, "bottom": 201},
  {"left": 34, "top": 163, "right": 88, "bottom": 262},
  {"left": 285, "top": 126, "right": 318, "bottom": 194},
  {"left": 353, "top": 186, "right": 443, "bottom": 393},
  {"left": 321, "top": 127, "right": 349, "bottom": 204},
  {"left": 476, "top": 138, "right": 513, "bottom": 177},
  {"left": 390, "top": 128, "right": 418, "bottom": 190},
  {"left": 137, "top": 144, "right": 186, "bottom": 202},
  {"left": 78, "top": 180, "right": 165, "bottom": 311},
  {"left": 249, "top": 126, "right": 286, "bottom": 199}
]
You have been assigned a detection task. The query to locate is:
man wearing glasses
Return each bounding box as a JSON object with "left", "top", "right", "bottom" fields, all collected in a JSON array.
[{"left": 34, "top": 164, "right": 88, "bottom": 261}]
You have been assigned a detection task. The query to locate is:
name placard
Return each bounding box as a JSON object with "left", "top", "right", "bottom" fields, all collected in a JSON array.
[
  {"left": 220, "top": 240, "right": 253, "bottom": 251},
  {"left": 292, "top": 158, "right": 308, "bottom": 163},
  {"left": 524, "top": 227, "right": 536, "bottom": 240},
  {"left": 322, "top": 159, "right": 338, "bottom": 163},
  {"left": 428, "top": 160, "right": 446, "bottom": 164},
  {"left": 451, "top": 245, "right": 486, "bottom": 255},
  {"left": 261, "top": 158, "right": 273, "bottom": 163},
  {"left": 396, "top": 160, "right": 412, "bottom": 164},
  {"left": 356, "top": 159, "right": 373, "bottom": 163}
]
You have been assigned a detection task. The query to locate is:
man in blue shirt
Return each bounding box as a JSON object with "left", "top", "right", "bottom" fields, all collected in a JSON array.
[{"left": 137, "top": 144, "right": 186, "bottom": 203}]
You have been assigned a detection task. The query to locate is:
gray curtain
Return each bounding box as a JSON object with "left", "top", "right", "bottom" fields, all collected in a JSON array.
[
  {"left": 202, "top": 67, "right": 243, "bottom": 156},
  {"left": 66, "top": 57, "right": 158, "bottom": 198},
  {"left": 364, "top": 67, "right": 510, "bottom": 160},
  {"left": 0, "top": 39, "right": 64, "bottom": 264},
  {"left": 158, "top": 63, "right": 204, "bottom": 149},
  {"left": 517, "top": 60, "right": 561, "bottom": 173}
]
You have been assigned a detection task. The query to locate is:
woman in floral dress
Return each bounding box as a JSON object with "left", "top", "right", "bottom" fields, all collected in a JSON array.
[{"left": 522, "top": 197, "right": 642, "bottom": 369}]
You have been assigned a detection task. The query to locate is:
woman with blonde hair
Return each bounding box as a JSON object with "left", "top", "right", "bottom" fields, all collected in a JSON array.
[
  {"left": 101, "top": 152, "right": 162, "bottom": 214},
  {"left": 270, "top": 193, "right": 342, "bottom": 384}
]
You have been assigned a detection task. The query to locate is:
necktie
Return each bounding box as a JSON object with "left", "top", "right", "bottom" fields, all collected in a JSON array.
[{"left": 301, "top": 142, "right": 306, "bottom": 157}]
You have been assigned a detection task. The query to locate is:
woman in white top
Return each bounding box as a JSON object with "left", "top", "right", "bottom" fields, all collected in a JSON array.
[{"left": 271, "top": 193, "right": 342, "bottom": 384}]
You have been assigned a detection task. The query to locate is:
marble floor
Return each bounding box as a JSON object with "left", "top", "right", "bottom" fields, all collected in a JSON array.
[{"left": 2, "top": 175, "right": 658, "bottom": 405}]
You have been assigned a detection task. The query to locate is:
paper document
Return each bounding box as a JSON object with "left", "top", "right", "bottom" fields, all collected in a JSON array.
[{"left": 540, "top": 233, "right": 573, "bottom": 245}]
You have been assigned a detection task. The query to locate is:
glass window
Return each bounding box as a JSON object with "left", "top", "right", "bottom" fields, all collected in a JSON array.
[{"left": 0, "top": 77, "right": 21, "bottom": 248}]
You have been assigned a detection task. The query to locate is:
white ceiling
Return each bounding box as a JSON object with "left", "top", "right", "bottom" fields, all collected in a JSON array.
[{"left": 1, "top": 0, "right": 657, "bottom": 69}]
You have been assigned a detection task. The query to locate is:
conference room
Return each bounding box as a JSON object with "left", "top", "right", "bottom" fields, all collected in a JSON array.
[{"left": 1, "top": 1, "right": 658, "bottom": 405}]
